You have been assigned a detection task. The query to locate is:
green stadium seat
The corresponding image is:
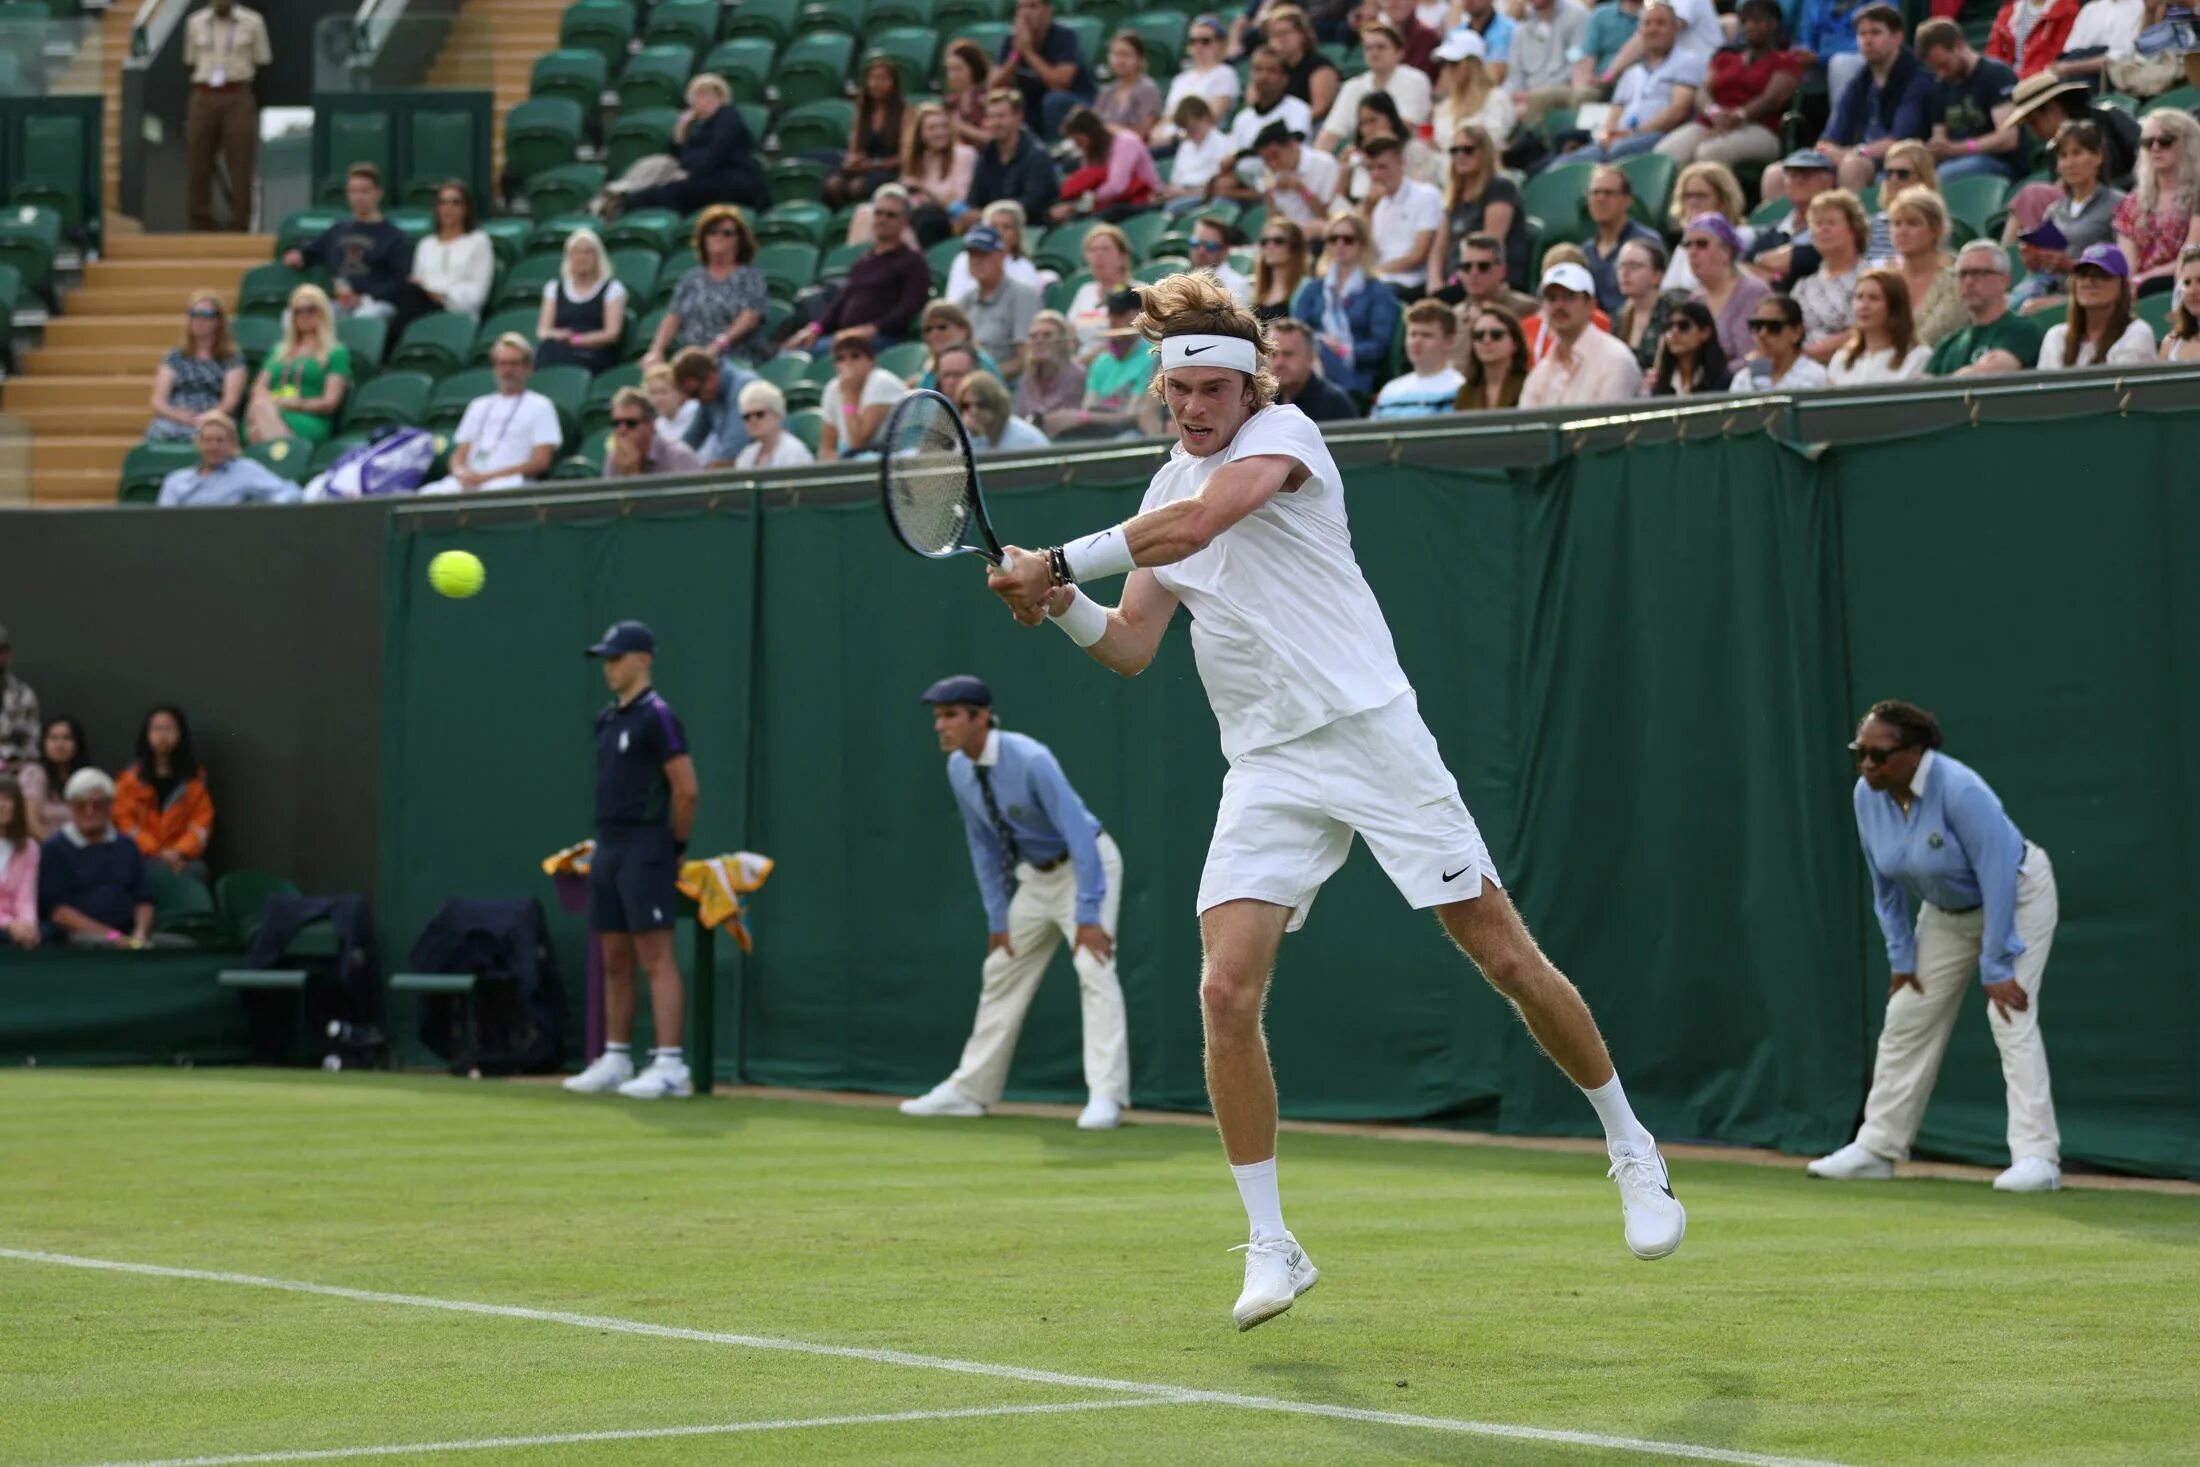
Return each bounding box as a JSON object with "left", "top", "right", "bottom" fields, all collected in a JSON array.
[
  {"left": 405, "top": 106, "right": 488, "bottom": 207},
  {"left": 9, "top": 109, "right": 91, "bottom": 236},
  {"left": 2140, "top": 85, "right": 2200, "bottom": 116},
  {"left": 776, "top": 33, "right": 857, "bottom": 109},
  {"left": 723, "top": 0, "right": 798, "bottom": 44},
  {"left": 474, "top": 306, "right": 543, "bottom": 363},
  {"left": 272, "top": 208, "right": 340, "bottom": 261},
  {"left": 0, "top": 203, "right": 59, "bottom": 303},
  {"left": 2137, "top": 289, "right": 2174, "bottom": 336},
  {"left": 119, "top": 441, "right": 197, "bottom": 504},
  {"left": 148, "top": 865, "right": 218, "bottom": 938},
  {"left": 934, "top": 0, "right": 1008, "bottom": 32},
  {"left": 531, "top": 364, "right": 592, "bottom": 442},
  {"left": 784, "top": 407, "right": 824, "bottom": 453},
  {"left": 607, "top": 208, "right": 682, "bottom": 256},
  {"left": 426, "top": 367, "right": 496, "bottom": 435},
  {"left": 232, "top": 315, "right": 282, "bottom": 366},
  {"left": 868, "top": 27, "right": 940, "bottom": 91},
  {"left": 1072, "top": 0, "right": 1138, "bottom": 33},
  {"left": 623, "top": 305, "right": 669, "bottom": 360},
  {"left": 386, "top": 206, "right": 434, "bottom": 246},
  {"left": 388, "top": 311, "right": 475, "bottom": 377},
  {"left": 609, "top": 247, "right": 662, "bottom": 305},
  {"left": 0, "top": 260, "right": 22, "bottom": 325},
  {"left": 482, "top": 217, "right": 532, "bottom": 268},
  {"left": 553, "top": 431, "right": 611, "bottom": 478},
  {"left": 1058, "top": 15, "right": 1104, "bottom": 63},
  {"left": 870, "top": 0, "right": 933, "bottom": 26},
  {"left": 1615, "top": 152, "right": 1673, "bottom": 228},
  {"left": 604, "top": 107, "right": 678, "bottom": 179},
  {"left": 245, "top": 437, "right": 314, "bottom": 485},
  {"left": 1121, "top": 11, "right": 1188, "bottom": 75},
  {"left": 583, "top": 361, "right": 644, "bottom": 433},
  {"left": 236, "top": 262, "right": 309, "bottom": 318},
  {"left": 1119, "top": 209, "right": 1169, "bottom": 261},
  {"left": 754, "top": 241, "right": 822, "bottom": 302},
  {"left": 336, "top": 314, "right": 388, "bottom": 378},
  {"left": 318, "top": 109, "right": 395, "bottom": 204},
  {"left": 800, "top": 0, "right": 868, "bottom": 37},
  {"left": 1940, "top": 174, "right": 2011, "bottom": 240},
  {"left": 1133, "top": 255, "right": 1187, "bottom": 283},
  {"left": 644, "top": 0, "right": 720, "bottom": 50},
  {"left": 735, "top": 102, "right": 769, "bottom": 145},
  {"left": 756, "top": 197, "right": 835, "bottom": 246},
  {"left": 878, "top": 339, "right": 929, "bottom": 377},
  {"left": 529, "top": 49, "right": 609, "bottom": 112},
  {"left": 617, "top": 44, "right": 698, "bottom": 113},
  {"left": 558, "top": 0, "right": 638, "bottom": 71},
  {"left": 773, "top": 101, "right": 855, "bottom": 159},
  {"left": 821, "top": 239, "right": 869, "bottom": 282},
  {"left": 1043, "top": 271, "right": 1085, "bottom": 312},
  {"left": 524, "top": 162, "right": 607, "bottom": 220},
  {"left": 1522, "top": 161, "right": 1594, "bottom": 244},
  {"left": 800, "top": 351, "right": 839, "bottom": 383},
  {"left": 525, "top": 214, "right": 599, "bottom": 259},
  {"left": 923, "top": 235, "right": 962, "bottom": 285},
  {"left": 1034, "top": 217, "right": 1097, "bottom": 274},
  {"left": 505, "top": 98, "right": 585, "bottom": 187},
  {"left": 342, "top": 370, "right": 434, "bottom": 433},
  {"left": 702, "top": 37, "right": 776, "bottom": 96},
  {"left": 213, "top": 871, "right": 300, "bottom": 949},
  {"left": 309, "top": 433, "right": 370, "bottom": 473},
  {"left": 758, "top": 352, "right": 813, "bottom": 390},
  {"left": 766, "top": 159, "right": 828, "bottom": 199}
]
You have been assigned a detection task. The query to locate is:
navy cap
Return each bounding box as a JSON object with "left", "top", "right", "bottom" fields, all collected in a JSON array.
[
  {"left": 921, "top": 674, "right": 992, "bottom": 707},
  {"left": 964, "top": 223, "right": 1006, "bottom": 253},
  {"left": 1781, "top": 148, "right": 1833, "bottom": 171},
  {"left": 585, "top": 619, "right": 657, "bottom": 657}
]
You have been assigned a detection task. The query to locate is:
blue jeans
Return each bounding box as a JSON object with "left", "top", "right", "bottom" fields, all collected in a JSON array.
[
  {"left": 1554, "top": 129, "right": 1666, "bottom": 167},
  {"left": 1933, "top": 152, "right": 2019, "bottom": 183}
]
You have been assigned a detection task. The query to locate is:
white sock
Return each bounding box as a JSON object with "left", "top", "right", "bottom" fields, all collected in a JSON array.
[
  {"left": 604, "top": 1042, "right": 631, "bottom": 1057},
  {"left": 1583, "top": 1074, "right": 1655, "bottom": 1155},
  {"left": 652, "top": 1046, "right": 684, "bottom": 1066},
  {"left": 1230, "top": 1158, "right": 1286, "bottom": 1240}
]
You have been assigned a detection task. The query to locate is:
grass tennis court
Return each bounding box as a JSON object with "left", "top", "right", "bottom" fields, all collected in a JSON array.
[{"left": 4, "top": 1070, "right": 2195, "bottom": 1467}]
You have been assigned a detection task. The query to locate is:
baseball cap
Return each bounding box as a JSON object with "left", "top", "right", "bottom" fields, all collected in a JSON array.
[
  {"left": 1780, "top": 149, "right": 1834, "bottom": 172},
  {"left": 2073, "top": 242, "right": 2131, "bottom": 278},
  {"left": 585, "top": 619, "right": 657, "bottom": 657},
  {"left": 964, "top": 224, "right": 1006, "bottom": 254},
  {"left": 1539, "top": 262, "right": 1596, "bottom": 296},
  {"left": 921, "top": 674, "right": 993, "bottom": 707},
  {"left": 1433, "top": 27, "right": 1487, "bottom": 62},
  {"left": 1104, "top": 286, "right": 1143, "bottom": 315}
]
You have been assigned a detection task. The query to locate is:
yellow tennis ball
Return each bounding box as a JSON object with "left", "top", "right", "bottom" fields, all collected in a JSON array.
[{"left": 428, "top": 550, "right": 485, "bottom": 599}]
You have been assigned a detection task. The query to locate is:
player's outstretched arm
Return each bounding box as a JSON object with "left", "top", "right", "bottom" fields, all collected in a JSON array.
[
  {"left": 1123, "top": 453, "right": 1306, "bottom": 567},
  {"left": 1066, "top": 569, "right": 1178, "bottom": 677}
]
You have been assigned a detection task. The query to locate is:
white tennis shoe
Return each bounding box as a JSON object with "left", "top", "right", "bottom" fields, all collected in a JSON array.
[
  {"left": 1076, "top": 1094, "right": 1122, "bottom": 1130},
  {"left": 615, "top": 1056, "right": 693, "bottom": 1100},
  {"left": 1608, "top": 1146, "right": 1687, "bottom": 1260},
  {"left": 561, "top": 1051, "right": 634, "bottom": 1094},
  {"left": 1231, "top": 1232, "right": 1318, "bottom": 1331},
  {"left": 1807, "top": 1141, "right": 1897, "bottom": 1181},
  {"left": 1993, "top": 1156, "right": 2062, "bottom": 1192},
  {"left": 899, "top": 1083, "right": 986, "bottom": 1118}
]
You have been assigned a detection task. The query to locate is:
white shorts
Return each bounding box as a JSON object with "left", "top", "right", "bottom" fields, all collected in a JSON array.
[{"left": 1197, "top": 692, "right": 1502, "bottom": 932}]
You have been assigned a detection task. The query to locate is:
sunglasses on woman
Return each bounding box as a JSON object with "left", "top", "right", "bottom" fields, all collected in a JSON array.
[
  {"left": 1326, "top": 233, "right": 1360, "bottom": 245},
  {"left": 2144, "top": 134, "right": 2178, "bottom": 149},
  {"left": 1848, "top": 740, "right": 1912, "bottom": 765},
  {"left": 1884, "top": 166, "right": 1915, "bottom": 181},
  {"left": 1747, "top": 317, "right": 1788, "bottom": 332},
  {"left": 1260, "top": 234, "right": 1291, "bottom": 245},
  {"left": 1449, "top": 144, "right": 1479, "bottom": 156},
  {"left": 189, "top": 307, "right": 221, "bottom": 319},
  {"left": 1470, "top": 328, "right": 1509, "bottom": 342}
]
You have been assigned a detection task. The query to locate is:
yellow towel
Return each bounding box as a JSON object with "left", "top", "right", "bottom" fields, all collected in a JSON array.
[{"left": 679, "top": 852, "right": 778, "bottom": 951}]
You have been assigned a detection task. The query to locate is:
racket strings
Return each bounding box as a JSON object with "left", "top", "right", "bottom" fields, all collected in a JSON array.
[{"left": 883, "top": 397, "right": 978, "bottom": 557}]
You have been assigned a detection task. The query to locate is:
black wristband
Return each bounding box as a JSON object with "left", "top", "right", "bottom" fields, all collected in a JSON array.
[
  {"left": 1047, "top": 545, "right": 1074, "bottom": 586},
  {"left": 674, "top": 839, "right": 689, "bottom": 860}
]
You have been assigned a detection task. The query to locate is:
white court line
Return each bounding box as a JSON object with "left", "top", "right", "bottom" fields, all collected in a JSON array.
[
  {"left": 3, "top": 1248, "right": 1855, "bottom": 1467},
  {"left": 64, "top": 1399, "right": 1177, "bottom": 1467}
]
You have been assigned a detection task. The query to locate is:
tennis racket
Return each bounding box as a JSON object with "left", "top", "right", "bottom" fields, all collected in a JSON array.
[{"left": 878, "top": 389, "right": 1017, "bottom": 569}]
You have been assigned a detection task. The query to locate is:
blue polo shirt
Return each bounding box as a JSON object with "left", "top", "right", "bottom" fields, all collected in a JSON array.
[
  {"left": 595, "top": 687, "right": 688, "bottom": 831},
  {"left": 1854, "top": 750, "right": 2030, "bottom": 984},
  {"left": 948, "top": 728, "right": 1106, "bottom": 930}
]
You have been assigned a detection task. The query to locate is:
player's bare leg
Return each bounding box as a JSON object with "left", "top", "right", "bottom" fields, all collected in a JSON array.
[
  {"left": 1437, "top": 886, "right": 1686, "bottom": 1259},
  {"left": 1200, "top": 898, "right": 1318, "bottom": 1329}
]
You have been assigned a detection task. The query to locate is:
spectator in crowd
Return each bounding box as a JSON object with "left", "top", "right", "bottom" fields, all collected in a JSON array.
[
  {"left": 958, "top": 370, "right": 1053, "bottom": 452},
  {"left": 112, "top": 706, "right": 214, "bottom": 882},
  {"left": 1730, "top": 291, "right": 1830, "bottom": 388},
  {"left": 1450, "top": 0, "right": 1520, "bottom": 85},
  {"left": 394, "top": 180, "right": 494, "bottom": 324},
  {"left": 2113, "top": 108, "right": 2200, "bottom": 296},
  {"left": 1051, "top": 288, "right": 1162, "bottom": 438},
  {"left": 1454, "top": 302, "right": 1529, "bottom": 408},
  {"left": 1916, "top": 20, "right": 2022, "bottom": 183},
  {"left": 1054, "top": 107, "right": 1162, "bottom": 221},
  {"left": 1575, "top": 0, "right": 1645, "bottom": 92},
  {"left": 890, "top": 104, "right": 980, "bottom": 246},
  {"left": 1342, "top": 92, "right": 1444, "bottom": 204},
  {"left": 1927, "top": 239, "right": 2043, "bottom": 374},
  {"left": 22, "top": 716, "right": 87, "bottom": 839},
  {"left": 1435, "top": 228, "right": 1542, "bottom": 319},
  {"left": 246, "top": 285, "right": 349, "bottom": 446},
  {"left": 37, "top": 770, "right": 153, "bottom": 949},
  {"left": 1597, "top": 0, "right": 1721, "bottom": 71},
  {"left": 1373, "top": 297, "right": 1465, "bottom": 414},
  {"left": 944, "top": 38, "right": 995, "bottom": 147},
  {"left": 1883, "top": 188, "right": 1963, "bottom": 344},
  {"left": 1293, "top": 210, "right": 1399, "bottom": 396},
  {"left": 1188, "top": 215, "right": 1255, "bottom": 304},
  {"left": 1364, "top": 137, "right": 1446, "bottom": 297},
  {"left": 1855, "top": 139, "right": 1936, "bottom": 260},
  {"left": 671, "top": 347, "right": 759, "bottom": 464},
  {"left": 643, "top": 206, "right": 770, "bottom": 370},
  {"left": 1157, "top": 17, "right": 1245, "bottom": 145},
  {"left": 1521, "top": 261, "right": 1646, "bottom": 403},
  {"left": 967, "top": 91, "right": 1062, "bottom": 227},
  {"left": 1068, "top": 223, "right": 1139, "bottom": 350},
  {"left": 282, "top": 164, "right": 410, "bottom": 321},
  {"left": 0, "top": 774, "right": 36, "bottom": 949},
  {"left": 791, "top": 186, "right": 935, "bottom": 351},
  {"left": 1796, "top": 188, "right": 1871, "bottom": 360},
  {"left": 2160, "top": 245, "right": 2200, "bottom": 361},
  {"left": 1747, "top": 148, "right": 1836, "bottom": 280},
  {"left": 915, "top": 302, "right": 1004, "bottom": 388},
  {"left": 1100, "top": 32, "right": 1165, "bottom": 138},
  {"left": 1826, "top": 266, "right": 1931, "bottom": 383},
  {"left": 828, "top": 56, "right": 910, "bottom": 210},
  {"left": 1506, "top": 0, "right": 1592, "bottom": 130},
  {"left": 1555, "top": 1, "right": 1703, "bottom": 164},
  {"left": 946, "top": 201, "right": 1050, "bottom": 300},
  {"left": 183, "top": 0, "right": 272, "bottom": 233},
  {"left": 605, "top": 387, "right": 704, "bottom": 479},
  {"left": 2053, "top": 0, "right": 2147, "bottom": 85},
  {"left": 1643, "top": 297, "right": 1732, "bottom": 393},
  {"left": 1792, "top": 0, "right": 1866, "bottom": 105},
  {"left": 2039, "top": 243, "right": 2157, "bottom": 365},
  {"left": 643, "top": 363, "right": 698, "bottom": 442},
  {"left": 146, "top": 293, "right": 247, "bottom": 443},
  {"left": 926, "top": 342, "right": 984, "bottom": 401},
  {"left": 2004, "top": 71, "right": 2137, "bottom": 188},
  {"left": 1251, "top": 217, "right": 1315, "bottom": 321},
  {"left": 1430, "top": 122, "right": 1527, "bottom": 291},
  {"left": 1582, "top": 165, "right": 1663, "bottom": 310},
  {"left": 0, "top": 628, "right": 35, "bottom": 773},
  {"left": 1162, "top": 96, "right": 1234, "bottom": 208},
  {"left": 1323, "top": 23, "right": 1437, "bottom": 156},
  {"left": 621, "top": 75, "right": 770, "bottom": 215},
  {"left": 1227, "top": 46, "right": 1317, "bottom": 153},
  {"left": 1615, "top": 236, "right": 1690, "bottom": 365},
  {"left": 990, "top": 0, "right": 1097, "bottom": 137},
  {"left": 420, "top": 335, "right": 565, "bottom": 494},
  {"left": 1248, "top": 119, "right": 1343, "bottom": 227},
  {"left": 1658, "top": 0, "right": 1799, "bottom": 168},
  {"left": 1265, "top": 6, "right": 1341, "bottom": 120},
  {"left": 155, "top": 412, "right": 298, "bottom": 508},
  {"left": 1661, "top": 161, "right": 1752, "bottom": 291},
  {"left": 819, "top": 330, "right": 910, "bottom": 461},
  {"left": 1014, "top": 309, "right": 1088, "bottom": 419},
  {"left": 1267, "top": 316, "right": 1359, "bottom": 418},
  {"left": 534, "top": 228, "right": 627, "bottom": 374},
  {"left": 1816, "top": 5, "right": 1933, "bottom": 193},
  {"left": 1682, "top": 211, "right": 1772, "bottom": 362},
  {"left": 1376, "top": 0, "right": 1444, "bottom": 76},
  {"left": 1526, "top": 241, "right": 1614, "bottom": 358},
  {"left": 731, "top": 381, "right": 816, "bottom": 470},
  {"left": 954, "top": 225, "right": 1044, "bottom": 379},
  {"left": 1986, "top": 0, "right": 2079, "bottom": 79},
  {"left": 2005, "top": 118, "right": 2123, "bottom": 312}
]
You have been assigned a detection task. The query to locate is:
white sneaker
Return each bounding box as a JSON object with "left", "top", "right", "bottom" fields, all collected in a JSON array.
[
  {"left": 1807, "top": 1141, "right": 1896, "bottom": 1181},
  {"left": 899, "top": 1082, "right": 986, "bottom": 1118},
  {"left": 561, "top": 1051, "right": 635, "bottom": 1094},
  {"left": 615, "top": 1056, "right": 693, "bottom": 1100},
  {"left": 1994, "top": 1156, "right": 2062, "bottom": 1192},
  {"left": 1230, "top": 1231, "right": 1318, "bottom": 1331},
  {"left": 1608, "top": 1146, "right": 1687, "bottom": 1260},
  {"left": 1076, "top": 1094, "right": 1122, "bottom": 1130}
]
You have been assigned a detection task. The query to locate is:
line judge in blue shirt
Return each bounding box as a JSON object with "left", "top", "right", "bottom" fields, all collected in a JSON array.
[
  {"left": 901, "top": 674, "right": 1130, "bottom": 1130},
  {"left": 1810, "top": 700, "right": 2063, "bottom": 1192}
]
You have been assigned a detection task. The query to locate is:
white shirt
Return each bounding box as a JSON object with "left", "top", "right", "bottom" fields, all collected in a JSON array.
[
  {"left": 1170, "top": 127, "right": 1234, "bottom": 193},
  {"left": 2067, "top": 0, "right": 2144, "bottom": 58},
  {"left": 1230, "top": 94, "right": 1316, "bottom": 152},
  {"left": 1164, "top": 64, "right": 1242, "bottom": 123},
  {"left": 1824, "top": 343, "right": 1931, "bottom": 385},
  {"left": 1431, "top": 88, "right": 1520, "bottom": 149},
  {"left": 1730, "top": 355, "right": 1829, "bottom": 391},
  {"left": 1255, "top": 145, "right": 1342, "bottom": 225},
  {"left": 1141, "top": 405, "right": 1412, "bottom": 761},
  {"left": 412, "top": 231, "right": 494, "bottom": 317},
  {"left": 1373, "top": 365, "right": 1465, "bottom": 416},
  {"left": 1664, "top": 0, "right": 1724, "bottom": 58},
  {"left": 734, "top": 433, "right": 817, "bottom": 469},
  {"left": 1326, "top": 67, "right": 1435, "bottom": 138},
  {"left": 2038, "top": 318, "right": 2157, "bottom": 367},
  {"left": 944, "top": 252, "right": 1045, "bottom": 306},
  {"left": 1369, "top": 179, "right": 1445, "bottom": 286},
  {"left": 453, "top": 389, "right": 563, "bottom": 487},
  {"left": 655, "top": 397, "right": 699, "bottom": 442},
  {"left": 1202, "top": 260, "right": 1254, "bottom": 306},
  {"left": 820, "top": 367, "right": 909, "bottom": 451}
]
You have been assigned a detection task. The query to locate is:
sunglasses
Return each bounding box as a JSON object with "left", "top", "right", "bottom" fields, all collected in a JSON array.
[
  {"left": 1260, "top": 235, "right": 1291, "bottom": 245},
  {"left": 741, "top": 408, "right": 773, "bottom": 421},
  {"left": 1470, "top": 327, "right": 1509, "bottom": 342},
  {"left": 189, "top": 307, "right": 221, "bottom": 319},
  {"left": 1190, "top": 32, "right": 1218, "bottom": 43},
  {"left": 2143, "top": 134, "right": 2178, "bottom": 149},
  {"left": 1682, "top": 237, "right": 1716, "bottom": 250},
  {"left": 1449, "top": 144, "right": 1479, "bottom": 156},
  {"left": 1848, "top": 740, "right": 1912, "bottom": 766},
  {"left": 1666, "top": 318, "right": 1701, "bottom": 331},
  {"left": 923, "top": 321, "right": 955, "bottom": 333},
  {"left": 1326, "top": 233, "right": 1360, "bottom": 245},
  {"left": 611, "top": 416, "right": 647, "bottom": 429},
  {"left": 1883, "top": 167, "right": 1915, "bottom": 180},
  {"left": 874, "top": 208, "right": 909, "bottom": 220},
  {"left": 1747, "top": 318, "right": 1789, "bottom": 332},
  {"left": 1190, "top": 237, "right": 1224, "bottom": 252}
]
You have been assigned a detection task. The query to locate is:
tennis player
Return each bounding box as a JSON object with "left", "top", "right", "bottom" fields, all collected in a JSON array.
[{"left": 986, "top": 274, "right": 1686, "bottom": 1331}]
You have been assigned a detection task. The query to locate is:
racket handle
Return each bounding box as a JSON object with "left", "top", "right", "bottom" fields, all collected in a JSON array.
[{"left": 997, "top": 548, "right": 1020, "bottom": 572}]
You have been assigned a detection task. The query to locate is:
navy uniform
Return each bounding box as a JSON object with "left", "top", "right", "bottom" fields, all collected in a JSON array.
[{"left": 587, "top": 620, "right": 688, "bottom": 933}]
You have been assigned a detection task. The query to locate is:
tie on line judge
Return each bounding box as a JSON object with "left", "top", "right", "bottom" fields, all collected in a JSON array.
[{"left": 902, "top": 675, "right": 1131, "bottom": 1131}]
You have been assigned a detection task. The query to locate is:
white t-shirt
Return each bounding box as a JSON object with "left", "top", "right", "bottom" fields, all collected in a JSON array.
[
  {"left": 2067, "top": 0, "right": 2144, "bottom": 57},
  {"left": 1373, "top": 365, "right": 1465, "bottom": 417},
  {"left": 820, "top": 367, "right": 909, "bottom": 451},
  {"left": 1229, "top": 94, "right": 1315, "bottom": 152},
  {"left": 1824, "top": 344, "right": 1931, "bottom": 386},
  {"left": 1170, "top": 128, "right": 1234, "bottom": 193},
  {"left": 734, "top": 433, "right": 817, "bottom": 469},
  {"left": 454, "top": 389, "right": 564, "bottom": 487},
  {"left": 412, "top": 231, "right": 494, "bottom": 317},
  {"left": 2038, "top": 318, "right": 2157, "bottom": 368},
  {"left": 1369, "top": 179, "right": 1445, "bottom": 286},
  {"left": 655, "top": 397, "right": 699, "bottom": 442},
  {"left": 1665, "top": 0, "right": 1724, "bottom": 58},
  {"left": 1203, "top": 261, "right": 1255, "bottom": 306},
  {"left": 1164, "top": 64, "right": 1243, "bottom": 122},
  {"left": 1255, "top": 145, "right": 1342, "bottom": 225},
  {"left": 1730, "top": 355, "right": 1829, "bottom": 391},
  {"left": 1141, "top": 404, "right": 1412, "bottom": 761},
  {"left": 1326, "top": 66, "right": 1435, "bottom": 137}
]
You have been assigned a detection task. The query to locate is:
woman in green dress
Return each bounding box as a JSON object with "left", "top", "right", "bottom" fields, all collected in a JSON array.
[{"left": 247, "top": 283, "right": 352, "bottom": 446}]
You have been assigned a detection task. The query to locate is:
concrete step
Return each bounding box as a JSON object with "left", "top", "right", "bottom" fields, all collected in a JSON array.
[
  {"left": 105, "top": 233, "right": 276, "bottom": 262},
  {"left": 32, "top": 434, "right": 139, "bottom": 474},
  {"left": 31, "top": 467, "right": 126, "bottom": 506},
  {"left": 42, "top": 316, "right": 189, "bottom": 349},
  {"left": 69, "top": 286, "right": 243, "bottom": 317},
  {"left": 83, "top": 259, "right": 256, "bottom": 292},
  {"left": 20, "top": 345, "right": 170, "bottom": 376},
  {"left": 12, "top": 403, "right": 161, "bottom": 435},
  {"left": 7, "top": 375, "right": 164, "bottom": 409}
]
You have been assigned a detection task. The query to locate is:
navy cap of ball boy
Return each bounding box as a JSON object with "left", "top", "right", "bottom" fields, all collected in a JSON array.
[
  {"left": 921, "top": 674, "right": 992, "bottom": 707},
  {"left": 585, "top": 619, "right": 656, "bottom": 658}
]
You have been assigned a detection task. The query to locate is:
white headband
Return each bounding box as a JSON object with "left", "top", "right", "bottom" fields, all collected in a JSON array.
[{"left": 1160, "top": 333, "right": 1259, "bottom": 374}]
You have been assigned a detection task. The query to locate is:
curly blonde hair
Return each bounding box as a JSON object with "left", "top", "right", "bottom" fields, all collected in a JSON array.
[{"left": 1135, "top": 271, "right": 1279, "bottom": 409}]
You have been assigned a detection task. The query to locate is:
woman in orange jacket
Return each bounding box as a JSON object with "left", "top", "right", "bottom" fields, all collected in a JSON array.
[{"left": 113, "top": 705, "right": 215, "bottom": 883}]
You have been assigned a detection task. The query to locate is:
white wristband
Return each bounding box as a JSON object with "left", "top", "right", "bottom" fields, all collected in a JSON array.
[
  {"left": 1049, "top": 588, "right": 1108, "bottom": 647},
  {"left": 1062, "top": 525, "right": 1136, "bottom": 584}
]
